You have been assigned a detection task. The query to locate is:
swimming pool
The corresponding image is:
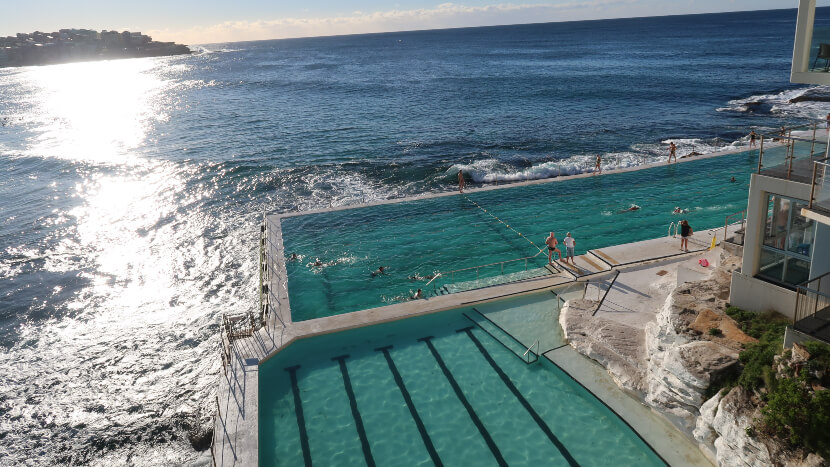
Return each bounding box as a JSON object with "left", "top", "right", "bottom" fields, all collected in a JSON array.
[
  {"left": 259, "top": 291, "right": 664, "bottom": 466},
  {"left": 280, "top": 143, "right": 806, "bottom": 321}
]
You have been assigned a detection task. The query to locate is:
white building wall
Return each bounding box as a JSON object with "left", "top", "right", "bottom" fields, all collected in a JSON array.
[
  {"left": 730, "top": 272, "right": 797, "bottom": 319},
  {"left": 731, "top": 173, "right": 813, "bottom": 315}
]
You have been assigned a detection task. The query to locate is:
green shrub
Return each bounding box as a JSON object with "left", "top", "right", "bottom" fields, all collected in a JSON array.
[
  {"left": 709, "top": 327, "right": 723, "bottom": 336},
  {"left": 721, "top": 306, "right": 788, "bottom": 391},
  {"left": 802, "top": 341, "right": 830, "bottom": 386},
  {"left": 761, "top": 372, "right": 830, "bottom": 457}
]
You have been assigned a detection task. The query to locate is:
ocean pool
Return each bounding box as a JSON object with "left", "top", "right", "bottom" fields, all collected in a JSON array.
[{"left": 280, "top": 143, "right": 808, "bottom": 321}]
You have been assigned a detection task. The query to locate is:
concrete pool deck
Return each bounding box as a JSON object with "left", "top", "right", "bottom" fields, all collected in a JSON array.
[{"left": 212, "top": 220, "right": 744, "bottom": 466}]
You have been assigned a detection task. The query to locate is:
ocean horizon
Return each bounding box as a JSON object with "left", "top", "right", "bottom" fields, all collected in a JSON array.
[{"left": 1, "top": 6, "right": 828, "bottom": 465}]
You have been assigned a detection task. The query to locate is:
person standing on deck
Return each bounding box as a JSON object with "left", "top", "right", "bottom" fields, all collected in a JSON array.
[
  {"left": 826, "top": 113, "right": 830, "bottom": 133},
  {"left": 679, "top": 220, "right": 693, "bottom": 252},
  {"left": 545, "top": 232, "right": 561, "bottom": 264},
  {"left": 749, "top": 130, "right": 757, "bottom": 149},
  {"left": 594, "top": 155, "right": 602, "bottom": 175},
  {"left": 457, "top": 168, "right": 465, "bottom": 193},
  {"left": 563, "top": 232, "right": 576, "bottom": 265},
  {"left": 668, "top": 141, "right": 677, "bottom": 164}
]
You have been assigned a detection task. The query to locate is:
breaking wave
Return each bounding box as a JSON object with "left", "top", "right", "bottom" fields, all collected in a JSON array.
[{"left": 717, "top": 85, "right": 830, "bottom": 121}]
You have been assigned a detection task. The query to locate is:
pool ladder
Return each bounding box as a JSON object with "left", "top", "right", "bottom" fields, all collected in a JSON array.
[{"left": 667, "top": 221, "right": 679, "bottom": 238}]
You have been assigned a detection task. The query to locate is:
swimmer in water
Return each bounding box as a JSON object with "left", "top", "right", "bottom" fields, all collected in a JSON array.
[
  {"left": 618, "top": 204, "right": 640, "bottom": 213},
  {"left": 730, "top": 176, "right": 736, "bottom": 183},
  {"left": 371, "top": 266, "right": 386, "bottom": 277},
  {"left": 672, "top": 207, "right": 689, "bottom": 214},
  {"left": 411, "top": 289, "right": 424, "bottom": 300},
  {"left": 288, "top": 253, "right": 299, "bottom": 261},
  {"left": 311, "top": 258, "right": 323, "bottom": 267}
]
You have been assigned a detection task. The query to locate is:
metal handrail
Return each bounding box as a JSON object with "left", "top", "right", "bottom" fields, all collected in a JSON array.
[
  {"left": 723, "top": 209, "right": 747, "bottom": 244},
  {"left": 523, "top": 340, "right": 539, "bottom": 362},
  {"left": 667, "top": 221, "right": 677, "bottom": 238},
  {"left": 808, "top": 158, "right": 830, "bottom": 210},
  {"left": 592, "top": 270, "right": 620, "bottom": 316}
]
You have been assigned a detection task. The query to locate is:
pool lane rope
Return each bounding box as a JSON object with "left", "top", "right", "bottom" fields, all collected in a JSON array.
[{"left": 462, "top": 194, "right": 549, "bottom": 257}]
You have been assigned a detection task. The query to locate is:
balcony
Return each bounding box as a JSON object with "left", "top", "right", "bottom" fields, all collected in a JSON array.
[
  {"left": 793, "top": 271, "right": 830, "bottom": 344},
  {"left": 756, "top": 123, "right": 828, "bottom": 184},
  {"left": 804, "top": 158, "right": 830, "bottom": 224},
  {"left": 792, "top": 2, "right": 830, "bottom": 86}
]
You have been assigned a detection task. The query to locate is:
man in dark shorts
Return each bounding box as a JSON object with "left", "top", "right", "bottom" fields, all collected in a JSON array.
[
  {"left": 668, "top": 141, "right": 677, "bottom": 164},
  {"left": 679, "top": 220, "right": 693, "bottom": 252},
  {"left": 545, "top": 232, "right": 561, "bottom": 264}
]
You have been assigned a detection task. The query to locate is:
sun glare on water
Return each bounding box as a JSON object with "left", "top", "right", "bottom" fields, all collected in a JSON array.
[{"left": 22, "top": 59, "right": 168, "bottom": 163}]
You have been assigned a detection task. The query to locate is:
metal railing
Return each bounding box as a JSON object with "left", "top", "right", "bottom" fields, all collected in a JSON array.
[
  {"left": 723, "top": 210, "right": 747, "bottom": 245},
  {"left": 668, "top": 221, "right": 679, "bottom": 238},
  {"left": 808, "top": 158, "right": 830, "bottom": 214},
  {"left": 794, "top": 271, "right": 830, "bottom": 326},
  {"left": 427, "top": 247, "right": 559, "bottom": 293},
  {"left": 463, "top": 309, "right": 539, "bottom": 364},
  {"left": 757, "top": 122, "right": 829, "bottom": 181},
  {"left": 591, "top": 270, "right": 621, "bottom": 316}
]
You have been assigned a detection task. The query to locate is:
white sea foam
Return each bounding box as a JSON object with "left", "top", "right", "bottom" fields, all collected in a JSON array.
[
  {"left": 717, "top": 85, "right": 830, "bottom": 121},
  {"left": 446, "top": 135, "right": 739, "bottom": 185}
]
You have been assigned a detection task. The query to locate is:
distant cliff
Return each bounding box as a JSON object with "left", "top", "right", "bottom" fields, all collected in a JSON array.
[{"left": 0, "top": 28, "right": 191, "bottom": 68}]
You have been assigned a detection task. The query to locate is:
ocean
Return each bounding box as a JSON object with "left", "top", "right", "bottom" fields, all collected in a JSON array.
[{"left": 0, "top": 7, "right": 827, "bottom": 465}]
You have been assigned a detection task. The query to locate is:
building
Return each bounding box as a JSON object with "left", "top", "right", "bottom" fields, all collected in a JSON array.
[{"left": 729, "top": 0, "right": 830, "bottom": 343}]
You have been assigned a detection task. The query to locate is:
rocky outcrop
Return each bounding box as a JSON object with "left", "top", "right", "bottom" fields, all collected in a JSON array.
[
  {"left": 694, "top": 388, "right": 773, "bottom": 466},
  {"left": 694, "top": 388, "right": 826, "bottom": 467},
  {"left": 559, "top": 298, "right": 646, "bottom": 395},
  {"left": 644, "top": 278, "right": 742, "bottom": 433},
  {"left": 561, "top": 252, "right": 828, "bottom": 466}
]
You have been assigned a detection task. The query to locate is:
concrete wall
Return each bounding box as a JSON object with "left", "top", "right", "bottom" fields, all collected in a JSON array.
[{"left": 730, "top": 271, "right": 797, "bottom": 319}]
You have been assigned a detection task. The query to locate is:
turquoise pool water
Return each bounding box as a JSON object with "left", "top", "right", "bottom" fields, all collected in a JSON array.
[
  {"left": 281, "top": 144, "right": 806, "bottom": 321},
  {"left": 259, "top": 292, "right": 664, "bottom": 466}
]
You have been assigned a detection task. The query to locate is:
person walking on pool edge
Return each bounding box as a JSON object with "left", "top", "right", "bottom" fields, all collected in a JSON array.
[
  {"left": 668, "top": 141, "right": 677, "bottom": 164},
  {"left": 545, "top": 231, "right": 561, "bottom": 264},
  {"left": 680, "top": 219, "right": 693, "bottom": 252},
  {"left": 748, "top": 130, "right": 757, "bottom": 149},
  {"left": 563, "top": 232, "right": 576, "bottom": 265},
  {"left": 458, "top": 168, "right": 465, "bottom": 193},
  {"left": 594, "top": 155, "right": 602, "bottom": 175}
]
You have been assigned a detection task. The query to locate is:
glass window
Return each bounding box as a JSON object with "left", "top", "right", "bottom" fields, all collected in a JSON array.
[
  {"left": 758, "top": 193, "right": 814, "bottom": 288},
  {"left": 758, "top": 249, "right": 785, "bottom": 283},
  {"left": 757, "top": 250, "right": 812, "bottom": 286},
  {"left": 787, "top": 199, "right": 815, "bottom": 257},
  {"left": 763, "top": 196, "right": 790, "bottom": 250}
]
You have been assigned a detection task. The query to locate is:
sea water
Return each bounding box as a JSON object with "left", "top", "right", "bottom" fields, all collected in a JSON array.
[{"left": 0, "top": 7, "right": 827, "bottom": 464}]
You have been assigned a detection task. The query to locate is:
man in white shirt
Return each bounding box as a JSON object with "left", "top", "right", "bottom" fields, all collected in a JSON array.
[{"left": 563, "top": 232, "right": 575, "bottom": 265}]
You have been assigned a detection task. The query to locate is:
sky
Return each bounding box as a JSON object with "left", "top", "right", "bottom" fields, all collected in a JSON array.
[{"left": 0, "top": 1, "right": 819, "bottom": 45}]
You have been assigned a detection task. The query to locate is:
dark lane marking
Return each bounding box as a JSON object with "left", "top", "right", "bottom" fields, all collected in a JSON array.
[
  {"left": 462, "top": 329, "right": 580, "bottom": 467},
  {"left": 417, "top": 336, "right": 508, "bottom": 467},
  {"left": 332, "top": 355, "right": 376, "bottom": 467},
  {"left": 375, "top": 345, "right": 443, "bottom": 467},
  {"left": 285, "top": 365, "right": 312, "bottom": 467}
]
